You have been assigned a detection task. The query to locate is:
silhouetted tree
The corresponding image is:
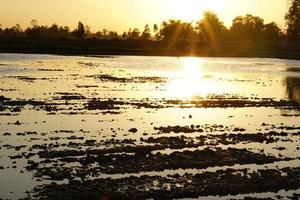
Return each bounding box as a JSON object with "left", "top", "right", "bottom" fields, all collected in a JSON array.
[
  {"left": 24, "top": 21, "right": 71, "bottom": 39},
  {"left": 153, "top": 24, "right": 158, "bottom": 33},
  {"left": 127, "top": 28, "right": 140, "bottom": 40},
  {"left": 230, "top": 14, "right": 264, "bottom": 42},
  {"left": 74, "top": 21, "right": 85, "bottom": 38},
  {"left": 141, "top": 24, "right": 151, "bottom": 40},
  {"left": 59, "top": 26, "right": 71, "bottom": 38},
  {"left": 48, "top": 24, "right": 59, "bottom": 37},
  {"left": 160, "top": 20, "right": 181, "bottom": 41},
  {"left": 196, "top": 12, "right": 227, "bottom": 47},
  {"left": 121, "top": 32, "right": 128, "bottom": 40},
  {"left": 94, "top": 31, "right": 103, "bottom": 39},
  {"left": 263, "top": 22, "right": 283, "bottom": 42},
  {"left": 0, "top": 12, "right": 295, "bottom": 54},
  {"left": 153, "top": 24, "right": 160, "bottom": 40},
  {"left": 102, "top": 29, "right": 108, "bottom": 37},
  {"left": 30, "top": 19, "right": 39, "bottom": 28},
  {"left": 159, "top": 19, "right": 197, "bottom": 42},
  {"left": 25, "top": 20, "right": 42, "bottom": 37},
  {"left": 92, "top": 28, "right": 120, "bottom": 40},
  {"left": 2, "top": 24, "right": 23, "bottom": 37},
  {"left": 285, "top": 0, "right": 300, "bottom": 41},
  {"left": 14, "top": 24, "right": 22, "bottom": 36},
  {"left": 84, "top": 25, "right": 91, "bottom": 38},
  {"left": 108, "top": 31, "right": 119, "bottom": 40}
]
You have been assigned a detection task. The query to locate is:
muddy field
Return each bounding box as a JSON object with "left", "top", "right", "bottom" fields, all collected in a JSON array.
[{"left": 0, "top": 53, "right": 300, "bottom": 199}]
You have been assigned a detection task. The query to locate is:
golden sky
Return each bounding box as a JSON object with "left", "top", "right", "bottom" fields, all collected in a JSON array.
[{"left": 0, "top": 0, "right": 289, "bottom": 32}]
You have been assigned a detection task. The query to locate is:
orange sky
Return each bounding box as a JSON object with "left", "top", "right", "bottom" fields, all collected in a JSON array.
[{"left": 0, "top": 0, "right": 289, "bottom": 32}]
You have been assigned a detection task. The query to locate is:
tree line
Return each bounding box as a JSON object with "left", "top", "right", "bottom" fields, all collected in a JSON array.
[{"left": 0, "top": 0, "right": 299, "bottom": 48}]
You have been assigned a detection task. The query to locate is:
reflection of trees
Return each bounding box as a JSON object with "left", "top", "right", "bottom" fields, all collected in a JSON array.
[{"left": 286, "top": 76, "right": 300, "bottom": 103}]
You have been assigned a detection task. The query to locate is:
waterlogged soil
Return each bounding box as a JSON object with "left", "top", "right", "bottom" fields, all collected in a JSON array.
[
  {"left": 1, "top": 54, "right": 300, "bottom": 199},
  {"left": 33, "top": 167, "right": 300, "bottom": 200}
]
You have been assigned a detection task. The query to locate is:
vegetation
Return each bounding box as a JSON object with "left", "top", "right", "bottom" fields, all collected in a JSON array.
[
  {"left": 0, "top": 0, "right": 299, "bottom": 58},
  {"left": 286, "top": 0, "right": 300, "bottom": 41},
  {"left": 0, "top": 13, "right": 284, "bottom": 43}
]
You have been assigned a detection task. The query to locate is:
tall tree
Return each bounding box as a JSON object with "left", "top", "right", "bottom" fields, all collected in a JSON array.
[
  {"left": 85, "top": 25, "right": 91, "bottom": 37},
  {"left": 153, "top": 24, "right": 158, "bottom": 33},
  {"left": 159, "top": 19, "right": 197, "bottom": 42},
  {"left": 121, "top": 32, "right": 128, "bottom": 40},
  {"left": 74, "top": 21, "right": 85, "bottom": 38},
  {"left": 285, "top": 0, "right": 300, "bottom": 41},
  {"left": 230, "top": 14, "right": 264, "bottom": 42},
  {"left": 153, "top": 24, "right": 160, "bottom": 40},
  {"left": 263, "top": 22, "right": 283, "bottom": 42},
  {"left": 102, "top": 28, "right": 108, "bottom": 37},
  {"left": 196, "top": 11, "right": 227, "bottom": 47},
  {"left": 141, "top": 24, "right": 151, "bottom": 40}
]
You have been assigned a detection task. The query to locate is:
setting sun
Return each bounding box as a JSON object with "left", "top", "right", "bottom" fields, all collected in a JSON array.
[{"left": 161, "top": 0, "right": 225, "bottom": 22}]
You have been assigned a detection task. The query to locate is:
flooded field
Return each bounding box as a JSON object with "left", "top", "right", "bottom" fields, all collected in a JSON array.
[{"left": 0, "top": 53, "right": 300, "bottom": 199}]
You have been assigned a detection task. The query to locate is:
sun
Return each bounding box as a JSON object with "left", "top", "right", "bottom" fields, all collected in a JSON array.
[{"left": 162, "top": 0, "right": 224, "bottom": 22}]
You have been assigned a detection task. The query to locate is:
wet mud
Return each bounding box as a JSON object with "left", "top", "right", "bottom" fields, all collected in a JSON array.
[{"left": 1, "top": 55, "right": 300, "bottom": 199}]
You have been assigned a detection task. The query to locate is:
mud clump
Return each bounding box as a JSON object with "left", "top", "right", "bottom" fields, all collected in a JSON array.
[
  {"left": 75, "top": 85, "right": 99, "bottom": 88},
  {"left": 31, "top": 148, "right": 283, "bottom": 175},
  {"left": 165, "top": 98, "right": 300, "bottom": 109},
  {"left": 14, "top": 120, "right": 21, "bottom": 125},
  {"left": 128, "top": 128, "right": 138, "bottom": 133},
  {"left": 134, "top": 76, "right": 167, "bottom": 83},
  {"left": 38, "top": 68, "right": 64, "bottom": 72},
  {"left": 154, "top": 125, "right": 204, "bottom": 134},
  {"left": 0, "top": 95, "right": 10, "bottom": 102},
  {"left": 94, "top": 74, "right": 130, "bottom": 83},
  {"left": 33, "top": 167, "right": 300, "bottom": 200},
  {"left": 6, "top": 76, "right": 54, "bottom": 82},
  {"left": 54, "top": 92, "right": 86, "bottom": 100},
  {"left": 85, "top": 98, "right": 164, "bottom": 110},
  {"left": 85, "top": 99, "right": 122, "bottom": 110},
  {"left": 92, "top": 74, "right": 167, "bottom": 84}
]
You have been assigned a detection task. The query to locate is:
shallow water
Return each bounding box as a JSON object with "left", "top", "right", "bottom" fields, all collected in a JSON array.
[{"left": 0, "top": 53, "right": 300, "bottom": 199}]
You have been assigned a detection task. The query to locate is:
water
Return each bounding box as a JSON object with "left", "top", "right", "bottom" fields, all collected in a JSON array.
[{"left": 0, "top": 53, "right": 300, "bottom": 199}]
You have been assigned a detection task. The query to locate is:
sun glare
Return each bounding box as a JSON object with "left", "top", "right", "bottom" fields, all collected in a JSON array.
[
  {"left": 162, "top": 0, "right": 224, "bottom": 22},
  {"left": 167, "top": 57, "right": 214, "bottom": 99},
  {"left": 183, "top": 58, "right": 203, "bottom": 81}
]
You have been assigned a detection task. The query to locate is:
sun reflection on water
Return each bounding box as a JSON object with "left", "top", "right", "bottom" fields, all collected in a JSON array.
[{"left": 166, "top": 57, "right": 222, "bottom": 100}]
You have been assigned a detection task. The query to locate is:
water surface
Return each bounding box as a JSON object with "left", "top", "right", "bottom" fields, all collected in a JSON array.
[{"left": 0, "top": 53, "right": 300, "bottom": 199}]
